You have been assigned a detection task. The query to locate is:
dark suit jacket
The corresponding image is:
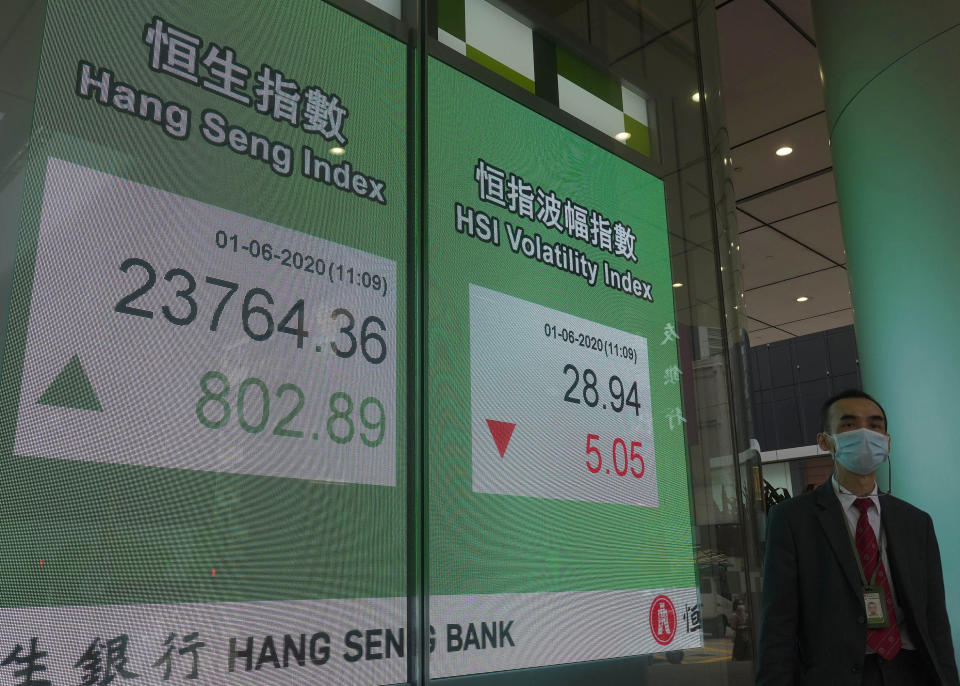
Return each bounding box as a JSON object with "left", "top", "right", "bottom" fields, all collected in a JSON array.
[{"left": 756, "top": 480, "right": 959, "bottom": 686}]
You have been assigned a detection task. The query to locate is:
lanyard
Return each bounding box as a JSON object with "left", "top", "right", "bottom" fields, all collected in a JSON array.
[{"left": 842, "top": 503, "right": 885, "bottom": 586}]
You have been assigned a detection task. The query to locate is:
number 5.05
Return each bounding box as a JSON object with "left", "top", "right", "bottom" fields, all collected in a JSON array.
[{"left": 585, "top": 433, "right": 644, "bottom": 478}]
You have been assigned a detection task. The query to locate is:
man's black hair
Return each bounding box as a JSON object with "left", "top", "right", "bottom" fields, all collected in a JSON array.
[{"left": 820, "top": 389, "right": 887, "bottom": 433}]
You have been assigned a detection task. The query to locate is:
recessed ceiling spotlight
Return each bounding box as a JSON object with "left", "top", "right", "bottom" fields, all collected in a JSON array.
[
  {"left": 691, "top": 92, "right": 701, "bottom": 103},
  {"left": 796, "top": 296, "right": 809, "bottom": 302},
  {"left": 0, "top": 112, "right": 6, "bottom": 121},
  {"left": 776, "top": 146, "right": 793, "bottom": 157},
  {"left": 615, "top": 131, "right": 631, "bottom": 142},
  {"left": 672, "top": 282, "right": 683, "bottom": 288},
  {"left": 330, "top": 146, "right": 346, "bottom": 155}
]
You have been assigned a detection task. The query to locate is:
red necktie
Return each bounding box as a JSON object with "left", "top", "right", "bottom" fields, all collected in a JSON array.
[{"left": 854, "top": 497, "right": 902, "bottom": 660}]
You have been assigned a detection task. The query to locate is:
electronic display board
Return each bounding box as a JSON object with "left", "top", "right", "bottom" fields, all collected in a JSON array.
[
  {"left": 427, "top": 57, "right": 700, "bottom": 678},
  {"left": 0, "top": 2, "right": 408, "bottom": 685}
]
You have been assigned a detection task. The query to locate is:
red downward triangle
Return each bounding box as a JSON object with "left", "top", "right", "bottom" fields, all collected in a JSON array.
[{"left": 486, "top": 420, "right": 516, "bottom": 458}]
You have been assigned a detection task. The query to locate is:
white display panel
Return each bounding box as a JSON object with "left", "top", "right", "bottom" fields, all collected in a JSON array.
[
  {"left": 430, "top": 588, "right": 702, "bottom": 677},
  {"left": 470, "top": 284, "right": 657, "bottom": 507},
  {"left": 14, "top": 158, "right": 397, "bottom": 486},
  {"left": 0, "top": 597, "right": 406, "bottom": 685}
]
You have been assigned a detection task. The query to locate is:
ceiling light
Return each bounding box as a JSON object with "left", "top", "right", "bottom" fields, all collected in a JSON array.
[
  {"left": 0, "top": 112, "right": 5, "bottom": 121},
  {"left": 691, "top": 92, "right": 701, "bottom": 103},
  {"left": 330, "top": 146, "right": 346, "bottom": 155},
  {"left": 796, "top": 296, "right": 809, "bottom": 302},
  {"left": 672, "top": 282, "right": 683, "bottom": 288},
  {"left": 776, "top": 146, "right": 793, "bottom": 157},
  {"left": 614, "top": 131, "right": 631, "bottom": 142}
]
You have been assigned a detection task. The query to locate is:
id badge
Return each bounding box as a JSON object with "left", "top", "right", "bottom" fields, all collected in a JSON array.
[{"left": 863, "top": 586, "right": 891, "bottom": 628}]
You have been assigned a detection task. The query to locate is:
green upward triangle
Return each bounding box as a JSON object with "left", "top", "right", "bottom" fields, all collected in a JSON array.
[{"left": 38, "top": 354, "right": 103, "bottom": 412}]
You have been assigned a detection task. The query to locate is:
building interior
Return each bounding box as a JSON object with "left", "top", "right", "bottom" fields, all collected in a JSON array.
[{"left": 0, "top": 1, "right": 956, "bottom": 685}]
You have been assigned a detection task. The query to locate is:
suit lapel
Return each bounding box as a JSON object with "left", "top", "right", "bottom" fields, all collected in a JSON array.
[
  {"left": 879, "top": 495, "right": 918, "bottom": 615},
  {"left": 814, "top": 480, "right": 863, "bottom": 597}
]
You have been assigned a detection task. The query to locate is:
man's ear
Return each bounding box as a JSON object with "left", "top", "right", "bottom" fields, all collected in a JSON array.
[{"left": 816, "top": 432, "right": 833, "bottom": 454}]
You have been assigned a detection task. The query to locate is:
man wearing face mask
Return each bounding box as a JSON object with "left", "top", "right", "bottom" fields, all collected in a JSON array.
[{"left": 756, "top": 390, "right": 959, "bottom": 686}]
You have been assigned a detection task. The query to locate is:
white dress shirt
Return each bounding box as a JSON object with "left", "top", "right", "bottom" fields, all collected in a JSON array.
[{"left": 831, "top": 475, "right": 915, "bottom": 651}]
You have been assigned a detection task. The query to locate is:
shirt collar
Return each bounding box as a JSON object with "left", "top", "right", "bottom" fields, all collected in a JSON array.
[{"left": 831, "top": 474, "right": 880, "bottom": 512}]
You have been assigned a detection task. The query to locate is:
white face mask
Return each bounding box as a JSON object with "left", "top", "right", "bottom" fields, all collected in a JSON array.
[{"left": 827, "top": 428, "right": 890, "bottom": 475}]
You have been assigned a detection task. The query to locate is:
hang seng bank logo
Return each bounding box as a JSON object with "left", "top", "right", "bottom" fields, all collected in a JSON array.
[{"left": 649, "top": 595, "right": 677, "bottom": 646}]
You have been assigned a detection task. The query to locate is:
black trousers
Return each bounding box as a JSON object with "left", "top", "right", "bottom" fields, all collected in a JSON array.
[{"left": 862, "top": 649, "right": 938, "bottom": 686}]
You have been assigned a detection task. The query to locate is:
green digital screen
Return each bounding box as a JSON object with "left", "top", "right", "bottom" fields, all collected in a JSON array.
[
  {"left": 0, "top": 1, "right": 408, "bottom": 684},
  {"left": 0, "top": 1, "right": 701, "bottom": 683},
  {"left": 426, "top": 57, "right": 699, "bottom": 678}
]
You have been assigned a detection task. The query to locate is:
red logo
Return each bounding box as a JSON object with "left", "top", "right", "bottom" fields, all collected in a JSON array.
[{"left": 649, "top": 595, "right": 677, "bottom": 645}]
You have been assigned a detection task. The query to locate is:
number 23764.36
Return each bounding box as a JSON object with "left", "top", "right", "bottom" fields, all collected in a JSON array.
[{"left": 113, "top": 257, "right": 387, "bottom": 363}]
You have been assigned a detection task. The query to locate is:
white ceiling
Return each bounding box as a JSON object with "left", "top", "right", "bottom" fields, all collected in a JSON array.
[{"left": 715, "top": 0, "right": 853, "bottom": 345}]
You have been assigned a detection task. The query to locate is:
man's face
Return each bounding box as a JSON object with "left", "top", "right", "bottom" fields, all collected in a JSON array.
[{"left": 817, "top": 397, "right": 888, "bottom": 454}]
